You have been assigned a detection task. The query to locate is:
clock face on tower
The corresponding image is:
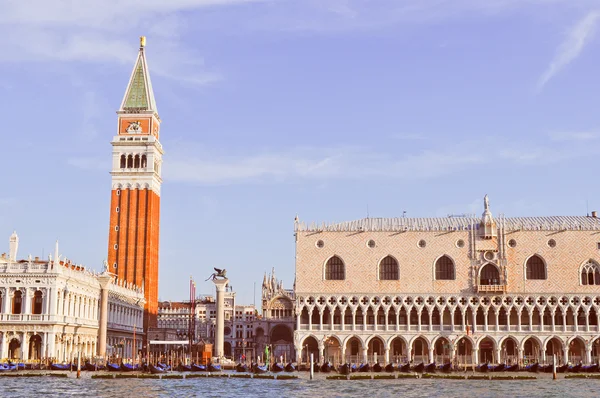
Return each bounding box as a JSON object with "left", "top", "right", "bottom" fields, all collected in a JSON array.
[{"left": 126, "top": 121, "right": 142, "bottom": 134}]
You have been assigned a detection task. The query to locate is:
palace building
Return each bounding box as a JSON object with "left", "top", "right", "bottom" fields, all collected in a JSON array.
[
  {"left": 107, "top": 37, "right": 163, "bottom": 332},
  {"left": 0, "top": 232, "right": 144, "bottom": 361},
  {"left": 293, "top": 196, "right": 600, "bottom": 366}
]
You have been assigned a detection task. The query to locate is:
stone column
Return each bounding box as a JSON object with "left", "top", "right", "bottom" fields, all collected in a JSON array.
[
  {"left": 473, "top": 348, "right": 480, "bottom": 365},
  {"left": 351, "top": 310, "right": 356, "bottom": 331},
  {"left": 385, "top": 347, "right": 390, "bottom": 364},
  {"left": 213, "top": 278, "right": 229, "bottom": 359},
  {"left": 47, "top": 332, "right": 55, "bottom": 359},
  {"left": 296, "top": 309, "right": 301, "bottom": 331},
  {"left": 362, "top": 347, "right": 368, "bottom": 363},
  {"left": 428, "top": 347, "right": 434, "bottom": 363},
  {"left": 24, "top": 289, "right": 31, "bottom": 315},
  {"left": 0, "top": 333, "right": 4, "bottom": 360},
  {"left": 308, "top": 308, "right": 313, "bottom": 331},
  {"left": 3, "top": 289, "right": 10, "bottom": 314},
  {"left": 22, "top": 332, "right": 29, "bottom": 360},
  {"left": 97, "top": 273, "right": 112, "bottom": 357},
  {"left": 586, "top": 347, "right": 592, "bottom": 364},
  {"left": 318, "top": 342, "right": 325, "bottom": 363}
]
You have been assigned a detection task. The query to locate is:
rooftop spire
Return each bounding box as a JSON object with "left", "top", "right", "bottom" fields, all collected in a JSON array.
[{"left": 119, "top": 36, "right": 158, "bottom": 115}]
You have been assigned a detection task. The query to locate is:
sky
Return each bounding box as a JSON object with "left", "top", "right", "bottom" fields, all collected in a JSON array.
[{"left": 2, "top": 0, "right": 600, "bottom": 306}]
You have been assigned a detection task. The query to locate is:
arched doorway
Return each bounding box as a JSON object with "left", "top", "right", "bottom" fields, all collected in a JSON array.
[
  {"left": 344, "top": 336, "right": 362, "bottom": 364},
  {"left": 478, "top": 337, "right": 495, "bottom": 363},
  {"left": 8, "top": 338, "right": 21, "bottom": 359},
  {"left": 323, "top": 336, "right": 341, "bottom": 365},
  {"left": 367, "top": 336, "right": 385, "bottom": 364},
  {"left": 411, "top": 337, "right": 429, "bottom": 364},
  {"left": 302, "top": 336, "right": 319, "bottom": 364},
  {"left": 501, "top": 337, "right": 518, "bottom": 365},
  {"left": 592, "top": 338, "right": 600, "bottom": 364},
  {"left": 434, "top": 337, "right": 451, "bottom": 364},
  {"left": 569, "top": 337, "right": 586, "bottom": 364},
  {"left": 32, "top": 291, "right": 43, "bottom": 315},
  {"left": 270, "top": 324, "right": 294, "bottom": 362},
  {"left": 390, "top": 337, "right": 407, "bottom": 363},
  {"left": 224, "top": 342, "right": 232, "bottom": 357},
  {"left": 456, "top": 337, "right": 473, "bottom": 367},
  {"left": 29, "top": 334, "right": 42, "bottom": 360},
  {"left": 545, "top": 337, "right": 564, "bottom": 365},
  {"left": 12, "top": 291, "right": 22, "bottom": 314},
  {"left": 523, "top": 337, "right": 541, "bottom": 364}
]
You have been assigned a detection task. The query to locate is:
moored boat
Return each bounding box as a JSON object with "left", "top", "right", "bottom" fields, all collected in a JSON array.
[
  {"left": 149, "top": 364, "right": 166, "bottom": 374},
  {"left": 338, "top": 363, "right": 351, "bottom": 375},
  {"left": 285, "top": 362, "right": 296, "bottom": 372},
  {"left": 272, "top": 363, "right": 284, "bottom": 372},
  {"left": 372, "top": 362, "right": 383, "bottom": 373},
  {"left": 191, "top": 364, "right": 206, "bottom": 372},
  {"left": 411, "top": 362, "right": 424, "bottom": 373},
  {"left": 488, "top": 363, "right": 505, "bottom": 372},
  {"left": 50, "top": 363, "right": 71, "bottom": 371},
  {"left": 321, "top": 362, "right": 334, "bottom": 373},
  {"left": 313, "top": 362, "right": 320, "bottom": 373},
  {"left": 505, "top": 364, "right": 519, "bottom": 372},
  {"left": 399, "top": 363, "right": 411, "bottom": 372},
  {"left": 252, "top": 364, "right": 268, "bottom": 374},
  {"left": 568, "top": 363, "right": 582, "bottom": 373},
  {"left": 476, "top": 363, "right": 489, "bottom": 373},
  {"left": 358, "top": 363, "right": 370, "bottom": 372},
  {"left": 120, "top": 363, "right": 138, "bottom": 372},
  {"left": 236, "top": 363, "right": 248, "bottom": 372},
  {"left": 385, "top": 363, "right": 397, "bottom": 372},
  {"left": 208, "top": 363, "right": 221, "bottom": 372},
  {"left": 525, "top": 363, "right": 539, "bottom": 372},
  {"left": 177, "top": 364, "right": 192, "bottom": 372},
  {"left": 438, "top": 363, "right": 452, "bottom": 372},
  {"left": 582, "top": 364, "right": 598, "bottom": 373},
  {"left": 0, "top": 363, "right": 17, "bottom": 371},
  {"left": 557, "top": 364, "right": 568, "bottom": 373},
  {"left": 424, "top": 362, "right": 436, "bottom": 373}
]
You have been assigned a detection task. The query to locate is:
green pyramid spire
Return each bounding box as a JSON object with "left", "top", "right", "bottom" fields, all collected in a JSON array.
[{"left": 120, "top": 40, "right": 158, "bottom": 114}]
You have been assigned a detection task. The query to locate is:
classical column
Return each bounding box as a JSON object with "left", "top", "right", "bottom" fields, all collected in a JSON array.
[
  {"left": 341, "top": 309, "right": 345, "bottom": 331},
  {"left": 551, "top": 310, "right": 556, "bottom": 332},
  {"left": 24, "top": 289, "right": 31, "bottom": 315},
  {"left": 296, "top": 309, "right": 301, "bottom": 331},
  {"left": 97, "top": 273, "right": 112, "bottom": 357},
  {"left": 450, "top": 309, "right": 455, "bottom": 331},
  {"left": 362, "top": 347, "right": 368, "bottom": 364},
  {"left": 22, "top": 332, "right": 29, "bottom": 360},
  {"left": 384, "top": 347, "right": 390, "bottom": 364},
  {"left": 2, "top": 289, "right": 10, "bottom": 314},
  {"left": 495, "top": 348, "right": 501, "bottom": 364},
  {"left": 0, "top": 333, "right": 4, "bottom": 360},
  {"left": 213, "top": 278, "right": 229, "bottom": 359},
  {"left": 319, "top": 310, "right": 323, "bottom": 331},
  {"left": 428, "top": 347, "right": 434, "bottom": 363},
  {"left": 351, "top": 310, "right": 356, "bottom": 331},
  {"left": 586, "top": 347, "right": 592, "bottom": 365},
  {"left": 318, "top": 342, "right": 325, "bottom": 363},
  {"left": 341, "top": 346, "right": 346, "bottom": 363},
  {"left": 417, "top": 310, "right": 422, "bottom": 332},
  {"left": 473, "top": 348, "right": 480, "bottom": 365},
  {"left": 483, "top": 310, "right": 488, "bottom": 332},
  {"left": 308, "top": 308, "right": 312, "bottom": 331}
]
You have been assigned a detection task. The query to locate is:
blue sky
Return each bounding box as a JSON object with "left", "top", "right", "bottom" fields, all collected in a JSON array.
[{"left": 2, "top": 0, "right": 600, "bottom": 305}]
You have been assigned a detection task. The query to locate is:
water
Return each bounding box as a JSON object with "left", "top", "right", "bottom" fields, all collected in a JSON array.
[{"left": 1, "top": 375, "right": 600, "bottom": 397}]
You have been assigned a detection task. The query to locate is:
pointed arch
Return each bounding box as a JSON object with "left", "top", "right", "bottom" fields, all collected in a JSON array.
[
  {"left": 525, "top": 254, "right": 547, "bottom": 280},
  {"left": 120, "top": 154, "right": 126, "bottom": 168},
  {"left": 324, "top": 255, "right": 345, "bottom": 280},
  {"left": 434, "top": 255, "right": 455, "bottom": 280},
  {"left": 580, "top": 260, "right": 600, "bottom": 285},
  {"left": 378, "top": 255, "right": 399, "bottom": 280},
  {"left": 479, "top": 263, "right": 500, "bottom": 285}
]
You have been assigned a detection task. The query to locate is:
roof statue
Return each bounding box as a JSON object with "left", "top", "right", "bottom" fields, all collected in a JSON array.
[{"left": 484, "top": 194, "right": 489, "bottom": 210}]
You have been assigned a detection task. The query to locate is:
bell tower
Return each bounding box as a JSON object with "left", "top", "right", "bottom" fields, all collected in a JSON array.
[{"left": 107, "top": 36, "right": 163, "bottom": 330}]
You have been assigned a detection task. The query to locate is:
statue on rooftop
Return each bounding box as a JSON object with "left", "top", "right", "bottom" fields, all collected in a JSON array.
[{"left": 484, "top": 194, "right": 490, "bottom": 210}]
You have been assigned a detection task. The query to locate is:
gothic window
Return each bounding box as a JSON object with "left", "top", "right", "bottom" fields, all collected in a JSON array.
[
  {"left": 134, "top": 154, "right": 140, "bottom": 168},
  {"left": 526, "top": 255, "right": 546, "bottom": 280},
  {"left": 0, "top": 292, "right": 3, "bottom": 314},
  {"left": 141, "top": 155, "right": 147, "bottom": 168},
  {"left": 379, "top": 256, "right": 399, "bottom": 280},
  {"left": 120, "top": 155, "right": 126, "bottom": 168},
  {"left": 325, "top": 256, "right": 345, "bottom": 280},
  {"left": 479, "top": 264, "right": 500, "bottom": 285},
  {"left": 32, "top": 291, "right": 43, "bottom": 315},
  {"left": 12, "top": 291, "right": 22, "bottom": 314},
  {"left": 581, "top": 262, "right": 600, "bottom": 285},
  {"left": 127, "top": 155, "right": 133, "bottom": 168},
  {"left": 435, "top": 255, "right": 455, "bottom": 280}
]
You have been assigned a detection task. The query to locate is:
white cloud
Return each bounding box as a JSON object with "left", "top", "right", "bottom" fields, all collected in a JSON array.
[
  {"left": 549, "top": 131, "right": 600, "bottom": 141},
  {"left": 538, "top": 10, "right": 600, "bottom": 90}
]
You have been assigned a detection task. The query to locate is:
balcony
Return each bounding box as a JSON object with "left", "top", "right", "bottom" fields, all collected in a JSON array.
[{"left": 477, "top": 284, "right": 506, "bottom": 293}]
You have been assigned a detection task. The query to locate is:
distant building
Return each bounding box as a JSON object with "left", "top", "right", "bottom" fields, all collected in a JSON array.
[
  {"left": 254, "top": 269, "right": 295, "bottom": 362},
  {"left": 294, "top": 196, "right": 600, "bottom": 366},
  {"left": 0, "top": 232, "right": 144, "bottom": 361},
  {"left": 155, "top": 286, "right": 256, "bottom": 360}
]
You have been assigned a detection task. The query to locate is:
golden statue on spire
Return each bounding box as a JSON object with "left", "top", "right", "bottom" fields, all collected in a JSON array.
[{"left": 140, "top": 36, "right": 146, "bottom": 48}]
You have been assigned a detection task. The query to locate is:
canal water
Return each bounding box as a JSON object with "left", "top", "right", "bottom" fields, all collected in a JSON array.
[{"left": 1, "top": 375, "right": 600, "bottom": 397}]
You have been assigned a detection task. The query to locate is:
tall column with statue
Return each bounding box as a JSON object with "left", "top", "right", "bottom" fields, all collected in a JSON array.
[
  {"left": 97, "top": 262, "right": 113, "bottom": 357},
  {"left": 207, "top": 267, "right": 228, "bottom": 360}
]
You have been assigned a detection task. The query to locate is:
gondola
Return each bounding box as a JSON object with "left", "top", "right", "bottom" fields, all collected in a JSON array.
[
  {"left": 236, "top": 363, "right": 248, "bottom": 372},
  {"left": 149, "top": 364, "right": 166, "bottom": 374},
  {"left": 338, "top": 363, "right": 351, "bottom": 375},
  {"left": 252, "top": 364, "right": 268, "bottom": 374},
  {"left": 582, "top": 364, "right": 598, "bottom": 373},
  {"left": 358, "top": 363, "right": 371, "bottom": 373},
  {"left": 540, "top": 364, "right": 552, "bottom": 373},
  {"left": 16, "top": 363, "right": 25, "bottom": 371},
  {"left": 372, "top": 362, "right": 383, "bottom": 373},
  {"left": 84, "top": 362, "right": 101, "bottom": 371},
  {"left": 350, "top": 363, "right": 359, "bottom": 373},
  {"left": 321, "top": 362, "right": 334, "bottom": 373},
  {"left": 424, "top": 362, "right": 436, "bottom": 373},
  {"left": 120, "top": 363, "right": 138, "bottom": 372},
  {"left": 488, "top": 364, "right": 505, "bottom": 372},
  {"left": 385, "top": 363, "right": 397, "bottom": 372},
  {"left": 106, "top": 363, "right": 120, "bottom": 372},
  {"left": 157, "top": 363, "right": 171, "bottom": 371},
  {"left": 568, "top": 363, "right": 582, "bottom": 373},
  {"left": 476, "top": 363, "right": 489, "bottom": 373},
  {"left": 505, "top": 364, "right": 519, "bottom": 372},
  {"left": 399, "top": 363, "right": 411, "bottom": 372},
  {"left": 272, "top": 363, "right": 284, "bottom": 372},
  {"left": 313, "top": 362, "right": 320, "bottom": 372},
  {"left": 411, "top": 362, "right": 424, "bottom": 373},
  {"left": 0, "top": 363, "right": 17, "bottom": 371},
  {"left": 191, "top": 364, "right": 206, "bottom": 372},
  {"left": 178, "top": 364, "right": 192, "bottom": 372},
  {"left": 557, "top": 364, "right": 569, "bottom": 373},
  {"left": 285, "top": 362, "right": 296, "bottom": 372},
  {"left": 437, "top": 363, "right": 452, "bottom": 372},
  {"left": 208, "top": 363, "right": 221, "bottom": 372},
  {"left": 50, "top": 363, "right": 71, "bottom": 371},
  {"left": 25, "top": 363, "right": 41, "bottom": 370},
  {"left": 525, "top": 362, "right": 539, "bottom": 372}
]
